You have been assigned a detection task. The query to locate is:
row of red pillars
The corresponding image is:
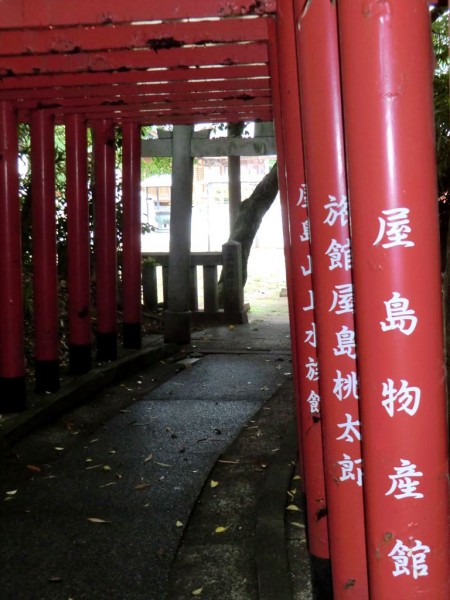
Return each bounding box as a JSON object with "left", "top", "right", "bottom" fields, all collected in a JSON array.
[
  {"left": 273, "top": 1, "right": 448, "bottom": 598},
  {"left": 0, "top": 109, "right": 143, "bottom": 409}
]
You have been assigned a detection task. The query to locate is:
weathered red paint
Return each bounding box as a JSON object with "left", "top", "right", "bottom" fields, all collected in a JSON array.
[
  {"left": 0, "top": 43, "right": 268, "bottom": 78},
  {"left": 0, "top": 18, "right": 269, "bottom": 56},
  {"left": 65, "top": 113, "right": 92, "bottom": 372},
  {"left": 0, "top": 64, "right": 270, "bottom": 93},
  {"left": 8, "top": 77, "right": 271, "bottom": 104},
  {"left": 295, "top": 0, "right": 368, "bottom": 596},
  {"left": 338, "top": 1, "right": 449, "bottom": 597},
  {"left": 0, "top": 100, "right": 26, "bottom": 408},
  {"left": 0, "top": 0, "right": 276, "bottom": 29},
  {"left": 121, "top": 122, "right": 142, "bottom": 348},
  {"left": 93, "top": 119, "right": 117, "bottom": 360},
  {"left": 30, "top": 110, "right": 60, "bottom": 390},
  {"left": 269, "top": 6, "right": 329, "bottom": 561},
  {"left": 19, "top": 89, "right": 271, "bottom": 113}
]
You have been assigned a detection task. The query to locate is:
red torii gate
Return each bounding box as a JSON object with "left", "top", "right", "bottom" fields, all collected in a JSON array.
[{"left": 0, "top": 1, "right": 447, "bottom": 598}]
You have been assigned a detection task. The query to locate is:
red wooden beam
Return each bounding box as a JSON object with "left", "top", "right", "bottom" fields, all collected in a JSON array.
[
  {"left": 18, "top": 97, "right": 272, "bottom": 124},
  {"left": 0, "top": 0, "right": 275, "bottom": 29},
  {"left": 0, "top": 64, "right": 269, "bottom": 91},
  {"left": 17, "top": 89, "right": 271, "bottom": 113},
  {"left": 2, "top": 76, "right": 270, "bottom": 102},
  {"left": 0, "top": 18, "right": 269, "bottom": 56},
  {"left": 0, "top": 43, "right": 267, "bottom": 78},
  {"left": 85, "top": 108, "right": 274, "bottom": 126}
]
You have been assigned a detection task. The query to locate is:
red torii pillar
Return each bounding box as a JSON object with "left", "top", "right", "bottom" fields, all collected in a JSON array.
[
  {"left": 338, "top": 1, "right": 449, "bottom": 597},
  {"left": 269, "top": 0, "right": 330, "bottom": 586},
  {"left": 121, "top": 122, "right": 142, "bottom": 349},
  {"left": 93, "top": 119, "right": 117, "bottom": 362},
  {"left": 0, "top": 101, "right": 26, "bottom": 411},
  {"left": 31, "top": 110, "right": 59, "bottom": 393},
  {"left": 295, "top": 0, "right": 368, "bottom": 596},
  {"left": 66, "top": 114, "right": 92, "bottom": 375}
]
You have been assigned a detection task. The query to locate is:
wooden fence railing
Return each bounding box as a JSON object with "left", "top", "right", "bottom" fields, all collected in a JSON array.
[{"left": 142, "top": 241, "right": 248, "bottom": 324}]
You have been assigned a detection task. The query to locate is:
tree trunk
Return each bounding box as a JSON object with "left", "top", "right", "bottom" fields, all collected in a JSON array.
[{"left": 218, "top": 162, "right": 279, "bottom": 301}]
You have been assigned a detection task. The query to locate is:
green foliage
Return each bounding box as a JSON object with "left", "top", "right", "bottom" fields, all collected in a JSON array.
[
  {"left": 432, "top": 9, "right": 450, "bottom": 197},
  {"left": 141, "top": 156, "right": 172, "bottom": 178}
]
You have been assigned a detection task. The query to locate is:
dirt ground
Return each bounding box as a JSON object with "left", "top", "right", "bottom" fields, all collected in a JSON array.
[{"left": 245, "top": 247, "right": 288, "bottom": 322}]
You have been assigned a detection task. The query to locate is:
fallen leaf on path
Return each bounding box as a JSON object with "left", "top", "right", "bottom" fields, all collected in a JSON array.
[
  {"left": 176, "top": 521, "right": 183, "bottom": 528},
  {"left": 87, "top": 517, "right": 111, "bottom": 524},
  {"left": 192, "top": 588, "right": 203, "bottom": 596},
  {"left": 144, "top": 453, "right": 153, "bottom": 463},
  {"left": 292, "top": 475, "right": 301, "bottom": 480},
  {"left": 134, "top": 483, "right": 151, "bottom": 491},
  {"left": 214, "top": 526, "right": 229, "bottom": 534},
  {"left": 54, "top": 447, "right": 64, "bottom": 451},
  {"left": 155, "top": 462, "right": 172, "bottom": 468},
  {"left": 210, "top": 480, "right": 219, "bottom": 488},
  {"left": 286, "top": 504, "right": 300, "bottom": 512},
  {"left": 102, "top": 465, "right": 112, "bottom": 472},
  {"left": 291, "top": 522, "right": 305, "bottom": 529},
  {"left": 6, "top": 490, "right": 17, "bottom": 496}
]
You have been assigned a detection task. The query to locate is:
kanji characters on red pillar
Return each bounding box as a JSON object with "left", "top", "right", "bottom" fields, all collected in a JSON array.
[
  {"left": 338, "top": 1, "right": 449, "bottom": 597},
  {"left": 295, "top": 1, "right": 368, "bottom": 596},
  {"left": 269, "top": 2, "right": 330, "bottom": 568}
]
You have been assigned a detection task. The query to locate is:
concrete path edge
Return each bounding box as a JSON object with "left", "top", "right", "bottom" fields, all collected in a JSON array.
[{"left": 0, "top": 342, "right": 179, "bottom": 451}]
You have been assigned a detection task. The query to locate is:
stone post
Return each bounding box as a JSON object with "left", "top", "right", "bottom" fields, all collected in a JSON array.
[{"left": 164, "top": 125, "right": 194, "bottom": 343}]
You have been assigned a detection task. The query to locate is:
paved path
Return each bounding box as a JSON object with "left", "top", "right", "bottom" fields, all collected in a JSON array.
[{"left": 0, "top": 319, "right": 314, "bottom": 600}]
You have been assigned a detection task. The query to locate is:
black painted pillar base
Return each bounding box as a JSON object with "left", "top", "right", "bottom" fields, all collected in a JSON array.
[
  {"left": 69, "top": 344, "right": 92, "bottom": 376},
  {"left": 164, "top": 310, "right": 191, "bottom": 344},
  {"left": 0, "top": 376, "right": 27, "bottom": 413},
  {"left": 310, "top": 555, "right": 333, "bottom": 600},
  {"left": 123, "top": 322, "right": 141, "bottom": 350},
  {"left": 35, "top": 360, "right": 60, "bottom": 394},
  {"left": 96, "top": 332, "right": 117, "bottom": 362}
]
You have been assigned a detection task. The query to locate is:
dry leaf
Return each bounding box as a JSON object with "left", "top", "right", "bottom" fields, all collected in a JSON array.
[
  {"left": 286, "top": 504, "right": 300, "bottom": 512},
  {"left": 176, "top": 521, "right": 183, "bottom": 528},
  {"left": 134, "top": 483, "right": 151, "bottom": 491},
  {"left": 26, "top": 464, "right": 41, "bottom": 472},
  {"left": 144, "top": 453, "right": 153, "bottom": 463},
  {"left": 214, "top": 526, "right": 229, "bottom": 534},
  {"left": 6, "top": 490, "right": 17, "bottom": 496},
  {"left": 102, "top": 465, "right": 112, "bottom": 472},
  {"left": 54, "top": 447, "right": 64, "bottom": 451},
  {"left": 192, "top": 588, "right": 203, "bottom": 596},
  {"left": 292, "top": 475, "right": 301, "bottom": 480},
  {"left": 87, "top": 517, "right": 111, "bottom": 524},
  {"left": 210, "top": 480, "right": 219, "bottom": 488}
]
